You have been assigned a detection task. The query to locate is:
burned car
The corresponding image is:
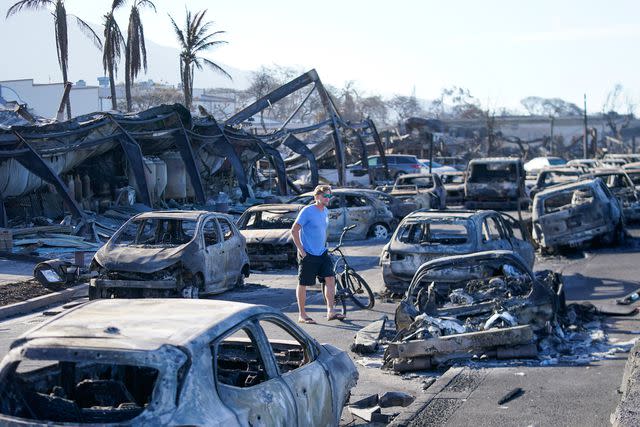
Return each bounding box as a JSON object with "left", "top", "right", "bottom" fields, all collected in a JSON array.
[
  {"left": 464, "top": 157, "right": 527, "bottom": 209},
  {"left": 583, "top": 169, "right": 640, "bottom": 221},
  {"left": 440, "top": 171, "right": 466, "bottom": 205},
  {"left": 90, "top": 211, "right": 250, "bottom": 299},
  {"left": 377, "top": 173, "right": 446, "bottom": 210},
  {"left": 237, "top": 204, "right": 303, "bottom": 269},
  {"left": 0, "top": 299, "right": 358, "bottom": 426},
  {"left": 288, "top": 189, "right": 395, "bottom": 240},
  {"left": 381, "top": 210, "right": 534, "bottom": 294},
  {"left": 386, "top": 251, "right": 563, "bottom": 370},
  {"left": 529, "top": 167, "right": 582, "bottom": 199},
  {"left": 532, "top": 178, "right": 624, "bottom": 252}
]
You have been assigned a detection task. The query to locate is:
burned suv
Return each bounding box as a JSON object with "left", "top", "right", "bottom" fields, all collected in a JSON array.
[
  {"left": 532, "top": 178, "right": 624, "bottom": 252},
  {"left": 465, "top": 157, "right": 527, "bottom": 209},
  {"left": 378, "top": 173, "right": 446, "bottom": 210},
  {"left": 90, "top": 211, "right": 250, "bottom": 299},
  {"left": 381, "top": 210, "right": 534, "bottom": 293}
]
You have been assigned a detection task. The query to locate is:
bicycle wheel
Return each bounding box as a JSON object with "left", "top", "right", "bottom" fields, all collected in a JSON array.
[{"left": 341, "top": 270, "right": 375, "bottom": 309}]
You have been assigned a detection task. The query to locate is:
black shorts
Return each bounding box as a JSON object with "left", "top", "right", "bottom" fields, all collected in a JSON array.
[{"left": 298, "top": 251, "right": 334, "bottom": 286}]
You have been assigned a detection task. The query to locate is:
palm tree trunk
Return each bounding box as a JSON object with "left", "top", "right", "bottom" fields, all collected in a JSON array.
[
  {"left": 108, "top": 65, "right": 118, "bottom": 110},
  {"left": 125, "top": 45, "right": 132, "bottom": 111},
  {"left": 182, "top": 60, "right": 191, "bottom": 110},
  {"left": 61, "top": 65, "right": 71, "bottom": 119}
]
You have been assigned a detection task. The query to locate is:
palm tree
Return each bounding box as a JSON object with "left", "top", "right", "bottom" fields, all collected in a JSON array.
[
  {"left": 169, "top": 9, "right": 231, "bottom": 111},
  {"left": 124, "top": 0, "right": 155, "bottom": 112},
  {"left": 6, "top": 0, "right": 102, "bottom": 119},
  {"left": 102, "top": 0, "right": 126, "bottom": 110}
]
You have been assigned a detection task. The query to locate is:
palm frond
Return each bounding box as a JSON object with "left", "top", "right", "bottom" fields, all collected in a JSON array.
[
  {"left": 137, "top": 0, "right": 156, "bottom": 13},
  {"left": 6, "top": 0, "right": 52, "bottom": 18},
  {"left": 202, "top": 57, "right": 232, "bottom": 80},
  {"left": 168, "top": 14, "right": 186, "bottom": 48},
  {"left": 111, "top": 0, "right": 126, "bottom": 10},
  {"left": 71, "top": 14, "right": 103, "bottom": 49}
]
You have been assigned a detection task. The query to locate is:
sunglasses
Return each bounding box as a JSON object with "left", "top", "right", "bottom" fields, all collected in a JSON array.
[{"left": 322, "top": 193, "right": 333, "bottom": 198}]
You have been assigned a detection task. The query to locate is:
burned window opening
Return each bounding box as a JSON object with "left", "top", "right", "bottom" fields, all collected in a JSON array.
[
  {"left": 397, "top": 221, "right": 469, "bottom": 245},
  {"left": 213, "top": 328, "right": 268, "bottom": 389},
  {"left": 0, "top": 359, "right": 158, "bottom": 424}
]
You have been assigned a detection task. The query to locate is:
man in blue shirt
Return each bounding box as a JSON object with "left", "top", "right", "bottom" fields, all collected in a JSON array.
[{"left": 291, "top": 185, "right": 345, "bottom": 323}]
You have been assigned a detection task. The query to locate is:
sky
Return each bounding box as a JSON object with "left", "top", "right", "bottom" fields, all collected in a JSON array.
[{"left": 2, "top": 0, "right": 639, "bottom": 113}]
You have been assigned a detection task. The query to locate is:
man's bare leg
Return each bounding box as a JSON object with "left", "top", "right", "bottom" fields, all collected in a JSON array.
[
  {"left": 323, "top": 276, "right": 343, "bottom": 319},
  {"left": 297, "top": 284, "right": 309, "bottom": 321}
]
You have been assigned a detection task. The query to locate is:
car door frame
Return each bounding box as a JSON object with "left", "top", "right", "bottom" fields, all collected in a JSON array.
[
  {"left": 327, "top": 195, "right": 346, "bottom": 240},
  {"left": 498, "top": 212, "right": 535, "bottom": 267},
  {"left": 217, "top": 216, "right": 243, "bottom": 287},
  {"left": 252, "top": 314, "right": 335, "bottom": 427},
  {"left": 201, "top": 215, "right": 226, "bottom": 291},
  {"left": 211, "top": 319, "right": 298, "bottom": 426},
  {"left": 479, "top": 214, "right": 511, "bottom": 251},
  {"left": 343, "top": 193, "right": 376, "bottom": 238}
]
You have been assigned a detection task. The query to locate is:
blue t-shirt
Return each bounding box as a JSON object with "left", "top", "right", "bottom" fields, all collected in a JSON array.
[{"left": 294, "top": 205, "right": 329, "bottom": 256}]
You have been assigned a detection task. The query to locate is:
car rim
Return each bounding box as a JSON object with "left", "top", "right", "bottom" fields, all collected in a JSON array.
[{"left": 373, "top": 224, "right": 388, "bottom": 239}]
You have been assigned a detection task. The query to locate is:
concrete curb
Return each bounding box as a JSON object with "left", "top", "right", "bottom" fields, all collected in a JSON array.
[
  {"left": 612, "top": 341, "right": 640, "bottom": 426},
  {"left": 0, "top": 283, "right": 88, "bottom": 321},
  {"left": 389, "top": 367, "right": 464, "bottom": 427}
]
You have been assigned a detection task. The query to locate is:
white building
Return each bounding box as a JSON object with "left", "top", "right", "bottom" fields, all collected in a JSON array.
[{"left": 0, "top": 78, "right": 102, "bottom": 119}]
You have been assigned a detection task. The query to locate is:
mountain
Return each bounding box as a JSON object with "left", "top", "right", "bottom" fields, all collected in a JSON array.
[{"left": 0, "top": 8, "right": 250, "bottom": 89}]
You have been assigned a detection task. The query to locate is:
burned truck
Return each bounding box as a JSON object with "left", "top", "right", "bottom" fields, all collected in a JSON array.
[
  {"left": 584, "top": 169, "right": 640, "bottom": 221},
  {"left": 464, "top": 158, "right": 527, "bottom": 209},
  {"left": 386, "top": 251, "right": 563, "bottom": 370},
  {"left": 531, "top": 178, "right": 624, "bottom": 252},
  {"left": 90, "top": 211, "right": 250, "bottom": 299},
  {"left": 0, "top": 299, "right": 358, "bottom": 426},
  {"left": 377, "top": 173, "right": 446, "bottom": 210}
]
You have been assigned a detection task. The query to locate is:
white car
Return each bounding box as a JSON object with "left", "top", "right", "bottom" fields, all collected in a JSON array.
[
  {"left": 524, "top": 157, "right": 567, "bottom": 173},
  {"left": 419, "top": 159, "right": 458, "bottom": 174}
]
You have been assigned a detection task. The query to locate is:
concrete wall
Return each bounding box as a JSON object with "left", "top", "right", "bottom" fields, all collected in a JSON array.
[{"left": 0, "top": 79, "right": 102, "bottom": 119}]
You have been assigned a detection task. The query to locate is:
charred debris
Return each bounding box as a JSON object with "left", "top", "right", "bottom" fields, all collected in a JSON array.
[{"left": 0, "top": 69, "right": 390, "bottom": 257}]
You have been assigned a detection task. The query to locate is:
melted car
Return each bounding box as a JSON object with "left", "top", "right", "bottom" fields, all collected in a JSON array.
[
  {"left": 381, "top": 210, "right": 534, "bottom": 294},
  {"left": 532, "top": 178, "right": 624, "bottom": 252},
  {"left": 288, "top": 189, "right": 395, "bottom": 240},
  {"left": 237, "top": 204, "right": 303, "bottom": 269},
  {"left": 90, "top": 211, "right": 250, "bottom": 299},
  {"left": 529, "top": 167, "right": 582, "bottom": 199},
  {"left": 0, "top": 299, "right": 358, "bottom": 426},
  {"left": 440, "top": 171, "right": 466, "bottom": 205}
]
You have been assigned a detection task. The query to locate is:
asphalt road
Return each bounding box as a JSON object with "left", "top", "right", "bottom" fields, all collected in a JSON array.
[{"left": 1, "top": 226, "right": 639, "bottom": 426}]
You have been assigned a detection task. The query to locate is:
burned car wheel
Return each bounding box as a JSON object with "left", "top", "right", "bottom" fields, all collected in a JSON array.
[
  {"left": 370, "top": 223, "right": 390, "bottom": 240},
  {"left": 181, "top": 286, "right": 199, "bottom": 299}
]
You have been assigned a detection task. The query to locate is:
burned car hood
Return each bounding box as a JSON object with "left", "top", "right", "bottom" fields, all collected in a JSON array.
[
  {"left": 240, "top": 229, "right": 292, "bottom": 245},
  {"left": 94, "top": 243, "right": 190, "bottom": 274}
]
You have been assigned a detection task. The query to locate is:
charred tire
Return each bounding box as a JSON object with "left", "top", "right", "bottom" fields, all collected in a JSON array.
[
  {"left": 369, "top": 223, "right": 390, "bottom": 240},
  {"left": 236, "top": 274, "right": 245, "bottom": 287},
  {"left": 342, "top": 270, "right": 375, "bottom": 309},
  {"left": 394, "top": 171, "right": 406, "bottom": 179},
  {"left": 181, "top": 286, "right": 199, "bottom": 299},
  {"left": 88, "top": 286, "right": 98, "bottom": 300}
]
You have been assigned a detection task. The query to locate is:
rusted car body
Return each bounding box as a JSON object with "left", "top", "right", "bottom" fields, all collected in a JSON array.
[
  {"left": 378, "top": 173, "right": 446, "bottom": 210},
  {"left": 288, "top": 189, "right": 396, "bottom": 240},
  {"left": 440, "top": 171, "right": 466, "bottom": 205},
  {"left": 387, "top": 251, "right": 562, "bottom": 369},
  {"left": 529, "top": 167, "right": 582, "bottom": 199},
  {"left": 464, "top": 158, "right": 526, "bottom": 209},
  {"left": 583, "top": 169, "right": 640, "bottom": 220},
  {"left": 90, "top": 211, "right": 250, "bottom": 299},
  {"left": 0, "top": 299, "right": 358, "bottom": 426},
  {"left": 355, "top": 188, "right": 415, "bottom": 220},
  {"left": 532, "top": 178, "right": 624, "bottom": 252},
  {"left": 237, "top": 204, "right": 303, "bottom": 269},
  {"left": 381, "top": 210, "right": 535, "bottom": 294}
]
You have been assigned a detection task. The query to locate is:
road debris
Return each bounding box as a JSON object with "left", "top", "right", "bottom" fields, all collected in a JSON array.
[
  {"left": 351, "top": 315, "right": 388, "bottom": 355},
  {"left": 498, "top": 387, "right": 524, "bottom": 405}
]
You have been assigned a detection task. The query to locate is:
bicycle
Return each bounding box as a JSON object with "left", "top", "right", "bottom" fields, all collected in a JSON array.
[{"left": 320, "top": 224, "right": 375, "bottom": 315}]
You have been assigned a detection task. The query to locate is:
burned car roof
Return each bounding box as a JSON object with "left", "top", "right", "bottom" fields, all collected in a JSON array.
[
  {"left": 135, "top": 210, "right": 218, "bottom": 221},
  {"left": 13, "top": 299, "right": 276, "bottom": 351},
  {"left": 468, "top": 157, "right": 522, "bottom": 164},
  {"left": 412, "top": 249, "right": 532, "bottom": 279},
  {"left": 535, "top": 177, "right": 603, "bottom": 197},
  {"left": 245, "top": 203, "right": 305, "bottom": 212}
]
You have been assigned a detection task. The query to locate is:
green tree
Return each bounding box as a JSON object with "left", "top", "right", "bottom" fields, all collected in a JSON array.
[
  {"left": 6, "top": 0, "right": 102, "bottom": 119},
  {"left": 169, "top": 8, "right": 231, "bottom": 111},
  {"left": 124, "top": 0, "right": 155, "bottom": 112},
  {"left": 102, "top": 0, "right": 126, "bottom": 110}
]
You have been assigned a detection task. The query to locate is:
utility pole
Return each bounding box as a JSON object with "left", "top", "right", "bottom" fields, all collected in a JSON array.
[
  {"left": 633, "top": 136, "right": 637, "bottom": 154},
  {"left": 428, "top": 132, "right": 434, "bottom": 174},
  {"left": 549, "top": 115, "right": 555, "bottom": 155},
  {"left": 583, "top": 94, "right": 588, "bottom": 158}
]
